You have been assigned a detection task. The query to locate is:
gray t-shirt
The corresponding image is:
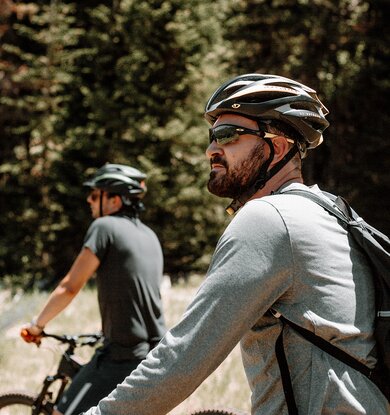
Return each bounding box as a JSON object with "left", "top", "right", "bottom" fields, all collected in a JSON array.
[
  {"left": 84, "top": 212, "right": 165, "bottom": 360},
  {"left": 83, "top": 184, "right": 390, "bottom": 414}
]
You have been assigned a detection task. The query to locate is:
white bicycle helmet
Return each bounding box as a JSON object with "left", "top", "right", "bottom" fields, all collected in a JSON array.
[
  {"left": 204, "top": 74, "right": 330, "bottom": 214},
  {"left": 205, "top": 73, "right": 329, "bottom": 152},
  {"left": 83, "top": 163, "right": 147, "bottom": 197},
  {"left": 84, "top": 164, "right": 147, "bottom": 217}
]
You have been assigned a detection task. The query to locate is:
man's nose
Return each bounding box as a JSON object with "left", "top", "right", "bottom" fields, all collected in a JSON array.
[{"left": 205, "top": 139, "right": 223, "bottom": 158}]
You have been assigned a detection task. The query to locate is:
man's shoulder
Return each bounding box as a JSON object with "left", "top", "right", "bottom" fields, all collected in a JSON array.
[
  {"left": 92, "top": 215, "right": 158, "bottom": 240},
  {"left": 229, "top": 196, "right": 290, "bottom": 238},
  {"left": 92, "top": 214, "right": 138, "bottom": 226},
  {"left": 238, "top": 183, "right": 331, "bottom": 231},
  {"left": 252, "top": 183, "right": 325, "bottom": 211},
  {"left": 87, "top": 215, "right": 121, "bottom": 233},
  {"left": 90, "top": 215, "right": 115, "bottom": 227}
]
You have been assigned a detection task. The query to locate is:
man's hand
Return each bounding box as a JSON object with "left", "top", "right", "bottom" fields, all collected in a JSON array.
[{"left": 20, "top": 324, "right": 44, "bottom": 346}]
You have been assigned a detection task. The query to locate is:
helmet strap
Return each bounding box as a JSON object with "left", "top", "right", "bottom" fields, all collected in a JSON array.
[
  {"left": 225, "top": 135, "right": 299, "bottom": 215},
  {"left": 99, "top": 190, "right": 104, "bottom": 217}
]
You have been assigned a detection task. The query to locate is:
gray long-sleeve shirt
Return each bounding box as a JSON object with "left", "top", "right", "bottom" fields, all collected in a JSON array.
[{"left": 82, "top": 183, "right": 390, "bottom": 415}]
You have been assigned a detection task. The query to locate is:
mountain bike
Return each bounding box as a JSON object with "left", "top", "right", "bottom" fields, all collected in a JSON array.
[
  {"left": 0, "top": 331, "right": 247, "bottom": 415},
  {"left": 0, "top": 331, "right": 103, "bottom": 414}
]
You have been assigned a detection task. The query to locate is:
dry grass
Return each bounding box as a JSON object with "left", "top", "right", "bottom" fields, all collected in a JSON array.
[{"left": 0, "top": 275, "right": 251, "bottom": 414}]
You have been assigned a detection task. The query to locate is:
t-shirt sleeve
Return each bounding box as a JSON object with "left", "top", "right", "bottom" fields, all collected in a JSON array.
[
  {"left": 83, "top": 219, "right": 112, "bottom": 260},
  {"left": 81, "top": 200, "right": 295, "bottom": 415}
]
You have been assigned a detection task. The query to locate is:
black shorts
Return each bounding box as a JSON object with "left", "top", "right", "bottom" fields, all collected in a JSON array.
[{"left": 56, "top": 349, "right": 142, "bottom": 414}]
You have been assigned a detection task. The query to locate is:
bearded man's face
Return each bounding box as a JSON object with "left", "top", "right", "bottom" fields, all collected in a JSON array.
[{"left": 207, "top": 140, "right": 265, "bottom": 199}]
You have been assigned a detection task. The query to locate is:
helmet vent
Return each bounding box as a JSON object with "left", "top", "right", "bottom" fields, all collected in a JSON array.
[
  {"left": 210, "top": 84, "right": 246, "bottom": 106},
  {"left": 243, "top": 90, "right": 295, "bottom": 103},
  {"left": 309, "top": 120, "right": 327, "bottom": 131},
  {"left": 290, "top": 102, "right": 318, "bottom": 111}
]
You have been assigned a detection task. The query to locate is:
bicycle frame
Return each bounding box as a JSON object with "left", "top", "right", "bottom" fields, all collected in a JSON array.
[
  {"left": 31, "top": 345, "right": 82, "bottom": 414},
  {"left": 0, "top": 332, "right": 102, "bottom": 414}
]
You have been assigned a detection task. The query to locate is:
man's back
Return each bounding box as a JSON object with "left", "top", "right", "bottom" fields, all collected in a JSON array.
[
  {"left": 84, "top": 213, "right": 165, "bottom": 359},
  {"left": 227, "top": 182, "right": 384, "bottom": 413}
]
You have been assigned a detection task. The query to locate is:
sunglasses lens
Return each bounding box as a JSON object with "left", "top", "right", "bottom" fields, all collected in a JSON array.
[
  {"left": 209, "top": 126, "right": 239, "bottom": 145},
  {"left": 209, "top": 124, "right": 267, "bottom": 145}
]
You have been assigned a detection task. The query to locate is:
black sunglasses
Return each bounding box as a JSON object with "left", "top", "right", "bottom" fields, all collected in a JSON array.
[{"left": 209, "top": 124, "right": 278, "bottom": 145}]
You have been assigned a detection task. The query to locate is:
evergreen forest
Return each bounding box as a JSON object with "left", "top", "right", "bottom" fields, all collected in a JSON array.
[{"left": 0, "top": 0, "right": 389, "bottom": 288}]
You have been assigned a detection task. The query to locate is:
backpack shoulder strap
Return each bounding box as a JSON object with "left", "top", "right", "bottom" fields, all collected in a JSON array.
[
  {"left": 283, "top": 188, "right": 390, "bottom": 308},
  {"left": 274, "top": 314, "right": 374, "bottom": 415},
  {"left": 274, "top": 188, "right": 382, "bottom": 412},
  {"left": 278, "top": 314, "right": 372, "bottom": 377},
  {"left": 281, "top": 188, "right": 352, "bottom": 223}
]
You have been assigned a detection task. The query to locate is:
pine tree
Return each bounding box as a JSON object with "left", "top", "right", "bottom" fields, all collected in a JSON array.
[
  {"left": 0, "top": 1, "right": 86, "bottom": 286},
  {"left": 222, "top": 0, "right": 390, "bottom": 234},
  {"left": 0, "top": 0, "right": 231, "bottom": 287}
]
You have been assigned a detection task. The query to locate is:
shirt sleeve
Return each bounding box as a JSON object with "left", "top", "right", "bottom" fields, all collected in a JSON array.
[
  {"left": 81, "top": 200, "right": 295, "bottom": 415},
  {"left": 83, "top": 218, "right": 112, "bottom": 261}
]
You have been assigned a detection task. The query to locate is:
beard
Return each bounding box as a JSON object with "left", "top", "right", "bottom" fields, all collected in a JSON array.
[{"left": 207, "top": 141, "right": 266, "bottom": 199}]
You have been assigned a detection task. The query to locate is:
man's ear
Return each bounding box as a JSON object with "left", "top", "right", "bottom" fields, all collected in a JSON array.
[
  {"left": 114, "top": 195, "right": 123, "bottom": 209},
  {"left": 270, "top": 136, "right": 291, "bottom": 165}
]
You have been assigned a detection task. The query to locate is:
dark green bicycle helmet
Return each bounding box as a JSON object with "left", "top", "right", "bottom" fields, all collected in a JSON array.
[
  {"left": 204, "top": 74, "right": 330, "bottom": 214},
  {"left": 83, "top": 163, "right": 147, "bottom": 197}
]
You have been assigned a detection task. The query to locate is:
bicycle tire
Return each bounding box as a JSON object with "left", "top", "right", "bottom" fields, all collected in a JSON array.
[
  {"left": 0, "top": 392, "right": 47, "bottom": 414},
  {"left": 189, "top": 409, "right": 248, "bottom": 415}
]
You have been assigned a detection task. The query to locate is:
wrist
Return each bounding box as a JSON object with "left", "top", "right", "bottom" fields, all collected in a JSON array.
[{"left": 31, "top": 318, "right": 45, "bottom": 331}]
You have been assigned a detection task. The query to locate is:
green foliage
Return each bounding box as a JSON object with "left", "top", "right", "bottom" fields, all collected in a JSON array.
[
  {"left": 0, "top": 0, "right": 229, "bottom": 287},
  {"left": 0, "top": 0, "right": 388, "bottom": 289},
  {"left": 223, "top": 0, "right": 390, "bottom": 234},
  {"left": 0, "top": 2, "right": 88, "bottom": 286}
]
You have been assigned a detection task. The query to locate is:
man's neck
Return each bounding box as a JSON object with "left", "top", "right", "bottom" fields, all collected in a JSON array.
[{"left": 249, "top": 165, "right": 303, "bottom": 201}]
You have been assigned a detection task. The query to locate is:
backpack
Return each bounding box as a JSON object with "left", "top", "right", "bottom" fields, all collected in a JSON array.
[{"left": 273, "top": 188, "right": 390, "bottom": 414}]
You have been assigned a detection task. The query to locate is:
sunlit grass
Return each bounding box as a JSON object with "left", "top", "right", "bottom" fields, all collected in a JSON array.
[{"left": 0, "top": 275, "right": 250, "bottom": 414}]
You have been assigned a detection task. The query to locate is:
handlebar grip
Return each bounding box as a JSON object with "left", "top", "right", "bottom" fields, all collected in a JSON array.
[
  {"left": 20, "top": 328, "right": 42, "bottom": 345},
  {"left": 21, "top": 328, "right": 34, "bottom": 342}
]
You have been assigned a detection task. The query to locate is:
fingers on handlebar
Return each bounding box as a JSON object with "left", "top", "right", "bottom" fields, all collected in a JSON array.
[{"left": 20, "top": 328, "right": 42, "bottom": 346}]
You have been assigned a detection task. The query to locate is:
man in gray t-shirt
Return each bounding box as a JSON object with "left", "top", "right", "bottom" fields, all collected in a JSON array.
[
  {"left": 21, "top": 163, "right": 166, "bottom": 415},
  {"left": 81, "top": 75, "right": 389, "bottom": 415}
]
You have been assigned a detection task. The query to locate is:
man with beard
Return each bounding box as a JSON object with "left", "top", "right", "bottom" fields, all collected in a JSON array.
[{"left": 81, "top": 74, "right": 389, "bottom": 415}]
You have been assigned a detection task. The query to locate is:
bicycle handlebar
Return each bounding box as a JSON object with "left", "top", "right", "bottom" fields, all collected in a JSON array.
[
  {"left": 21, "top": 329, "right": 103, "bottom": 348},
  {"left": 41, "top": 332, "right": 103, "bottom": 347}
]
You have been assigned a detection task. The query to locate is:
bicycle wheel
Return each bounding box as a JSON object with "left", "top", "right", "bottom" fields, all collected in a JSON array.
[
  {"left": 0, "top": 392, "right": 43, "bottom": 414},
  {"left": 189, "top": 409, "right": 248, "bottom": 415}
]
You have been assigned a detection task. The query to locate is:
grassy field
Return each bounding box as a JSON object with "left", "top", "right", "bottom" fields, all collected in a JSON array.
[{"left": 0, "top": 275, "right": 251, "bottom": 414}]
